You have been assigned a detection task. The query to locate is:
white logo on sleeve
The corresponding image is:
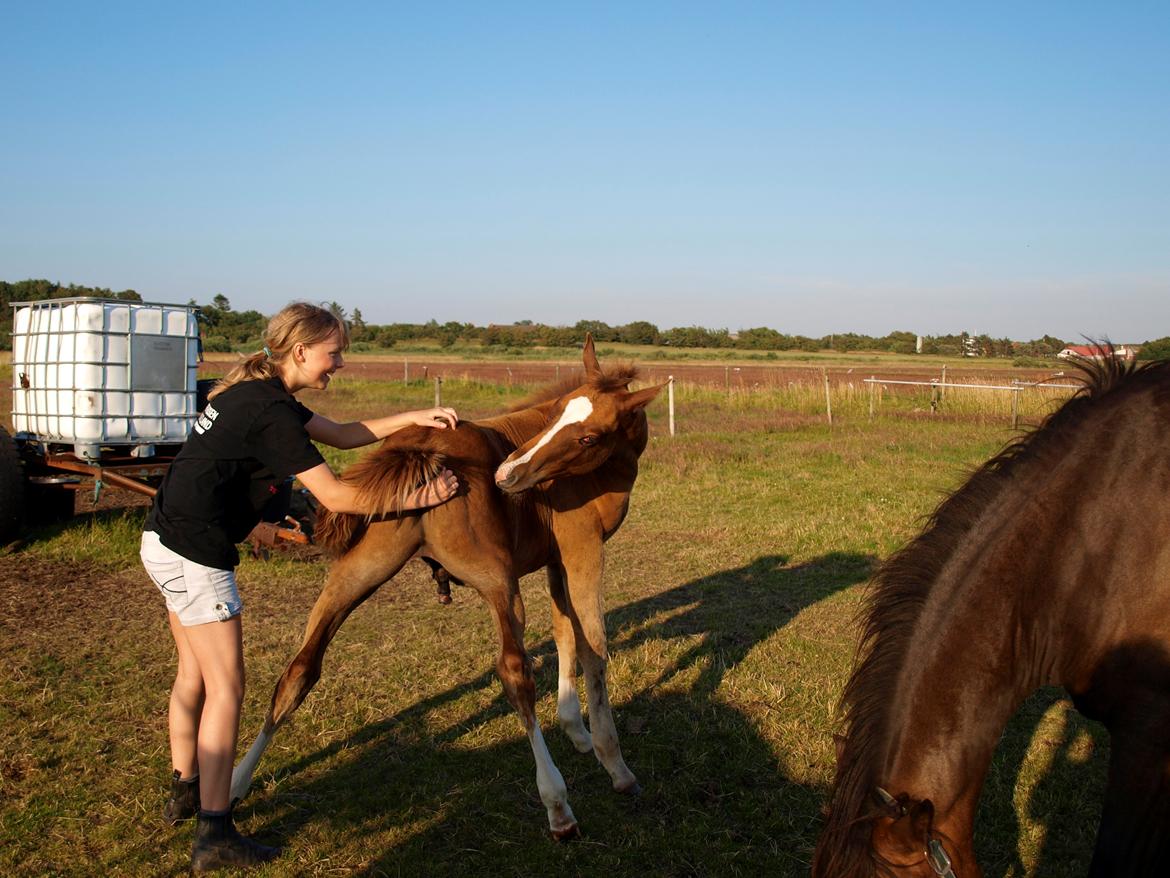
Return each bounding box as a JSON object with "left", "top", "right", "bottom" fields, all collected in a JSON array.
[{"left": 194, "top": 404, "right": 220, "bottom": 435}]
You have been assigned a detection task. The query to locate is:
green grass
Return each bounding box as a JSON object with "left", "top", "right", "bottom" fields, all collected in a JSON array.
[{"left": 0, "top": 370, "right": 1106, "bottom": 876}]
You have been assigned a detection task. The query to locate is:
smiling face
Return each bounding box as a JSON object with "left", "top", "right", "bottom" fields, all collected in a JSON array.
[
  {"left": 304, "top": 329, "right": 346, "bottom": 388},
  {"left": 282, "top": 327, "right": 346, "bottom": 392}
]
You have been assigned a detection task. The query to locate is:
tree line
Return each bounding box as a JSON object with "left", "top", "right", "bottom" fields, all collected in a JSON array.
[{"left": 2, "top": 280, "right": 1166, "bottom": 360}]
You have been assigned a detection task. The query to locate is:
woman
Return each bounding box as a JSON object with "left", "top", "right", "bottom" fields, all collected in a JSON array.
[{"left": 141, "top": 302, "right": 459, "bottom": 872}]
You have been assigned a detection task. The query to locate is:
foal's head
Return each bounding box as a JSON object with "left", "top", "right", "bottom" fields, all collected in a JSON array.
[{"left": 494, "top": 336, "right": 664, "bottom": 494}]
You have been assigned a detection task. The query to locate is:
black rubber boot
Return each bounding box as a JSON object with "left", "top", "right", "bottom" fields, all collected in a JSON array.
[
  {"left": 163, "top": 770, "right": 200, "bottom": 825},
  {"left": 190, "top": 810, "right": 280, "bottom": 873}
]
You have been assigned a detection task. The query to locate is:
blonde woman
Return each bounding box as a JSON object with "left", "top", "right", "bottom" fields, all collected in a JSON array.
[{"left": 141, "top": 302, "right": 458, "bottom": 872}]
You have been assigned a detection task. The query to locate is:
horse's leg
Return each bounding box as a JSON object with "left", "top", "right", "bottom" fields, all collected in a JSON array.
[
  {"left": 231, "top": 521, "right": 421, "bottom": 802},
  {"left": 547, "top": 563, "right": 593, "bottom": 753},
  {"left": 1089, "top": 725, "right": 1170, "bottom": 874},
  {"left": 478, "top": 573, "right": 578, "bottom": 839},
  {"left": 561, "top": 550, "right": 640, "bottom": 795}
]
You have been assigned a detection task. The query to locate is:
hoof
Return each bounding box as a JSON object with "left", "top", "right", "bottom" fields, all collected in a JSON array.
[
  {"left": 550, "top": 821, "right": 581, "bottom": 842},
  {"left": 437, "top": 594, "right": 452, "bottom": 605},
  {"left": 615, "top": 779, "right": 642, "bottom": 797},
  {"left": 228, "top": 776, "right": 251, "bottom": 804}
]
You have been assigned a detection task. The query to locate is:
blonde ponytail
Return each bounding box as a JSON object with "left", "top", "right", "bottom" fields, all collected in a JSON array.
[{"left": 208, "top": 302, "right": 348, "bottom": 401}]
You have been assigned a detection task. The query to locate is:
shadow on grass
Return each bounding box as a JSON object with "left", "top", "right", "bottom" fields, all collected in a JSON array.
[
  {"left": 975, "top": 688, "right": 1109, "bottom": 877},
  {"left": 235, "top": 550, "right": 1112, "bottom": 877},
  {"left": 239, "top": 552, "right": 872, "bottom": 876}
]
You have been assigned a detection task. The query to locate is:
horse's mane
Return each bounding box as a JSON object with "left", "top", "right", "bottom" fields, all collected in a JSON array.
[
  {"left": 506, "top": 364, "right": 640, "bottom": 411},
  {"left": 314, "top": 363, "right": 642, "bottom": 555},
  {"left": 815, "top": 351, "right": 1170, "bottom": 876}
]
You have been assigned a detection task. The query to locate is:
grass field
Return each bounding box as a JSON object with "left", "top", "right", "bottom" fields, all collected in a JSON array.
[{"left": 0, "top": 358, "right": 1106, "bottom": 876}]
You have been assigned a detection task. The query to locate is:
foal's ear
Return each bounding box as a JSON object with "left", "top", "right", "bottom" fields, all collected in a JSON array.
[
  {"left": 621, "top": 382, "right": 666, "bottom": 412},
  {"left": 583, "top": 333, "right": 601, "bottom": 377}
]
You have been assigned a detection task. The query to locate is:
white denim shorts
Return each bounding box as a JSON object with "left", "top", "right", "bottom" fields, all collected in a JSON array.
[{"left": 140, "top": 531, "right": 243, "bottom": 626}]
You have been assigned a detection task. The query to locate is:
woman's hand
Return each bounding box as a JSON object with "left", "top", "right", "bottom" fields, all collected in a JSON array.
[
  {"left": 402, "top": 468, "right": 460, "bottom": 509},
  {"left": 405, "top": 407, "right": 459, "bottom": 430}
]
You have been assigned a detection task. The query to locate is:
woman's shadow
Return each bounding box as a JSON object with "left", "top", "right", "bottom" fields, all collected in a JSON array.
[{"left": 239, "top": 551, "right": 875, "bottom": 876}]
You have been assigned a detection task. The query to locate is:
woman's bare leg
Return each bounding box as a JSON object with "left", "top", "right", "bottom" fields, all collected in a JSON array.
[
  {"left": 180, "top": 616, "right": 245, "bottom": 812},
  {"left": 167, "top": 611, "right": 206, "bottom": 778}
]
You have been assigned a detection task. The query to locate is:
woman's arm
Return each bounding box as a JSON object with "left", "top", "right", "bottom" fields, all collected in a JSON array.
[
  {"left": 306, "top": 407, "right": 458, "bottom": 449},
  {"left": 296, "top": 462, "right": 459, "bottom": 514}
]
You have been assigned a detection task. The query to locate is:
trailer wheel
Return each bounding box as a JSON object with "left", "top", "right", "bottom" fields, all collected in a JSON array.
[
  {"left": 0, "top": 427, "right": 26, "bottom": 542},
  {"left": 27, "top": 478, "right": 77, "bottom": 525}
]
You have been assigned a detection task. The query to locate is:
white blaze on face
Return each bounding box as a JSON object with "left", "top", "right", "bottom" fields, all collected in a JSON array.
[{"left": 495, "top": 395, "right": 593, "bottom": 483}]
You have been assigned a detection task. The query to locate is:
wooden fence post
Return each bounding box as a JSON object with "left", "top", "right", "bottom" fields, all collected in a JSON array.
[
  {"left": 868, "top": 376, "right": 875, "bottom": 421},
  {"left": 434, "top": 376, "right": 442, "bottom": 407},
  {"left": 823, "top": 369, "right": 833, "bottom": 427},
  {"left": 404, "top": 360, "right": 408, "bottom": 383},
  {"left": 941, "top": 365, "right": 947, "bottom": 403},
  {"left": 1011, "top": 379, "right": 1020, "bottom": 429},
  {"left": 668, "top": 375, "right": 675, "bottom": 437}
]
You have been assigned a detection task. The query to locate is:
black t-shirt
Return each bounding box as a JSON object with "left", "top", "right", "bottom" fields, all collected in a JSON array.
[{"left": 147, "top": 377, "right": 326, "bottom": 569}]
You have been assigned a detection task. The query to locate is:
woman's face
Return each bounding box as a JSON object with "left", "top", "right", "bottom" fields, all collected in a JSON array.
[{"left": 298, "top": 328, "right": 346, "bottom": 390}]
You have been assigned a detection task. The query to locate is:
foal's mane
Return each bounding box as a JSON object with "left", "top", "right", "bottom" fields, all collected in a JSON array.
[
  {"left": 816, "top": 352, "right": 1170, "bottom": 876},
  {"left": 506, "top": 363, "right": 641, "bottom": 411}
]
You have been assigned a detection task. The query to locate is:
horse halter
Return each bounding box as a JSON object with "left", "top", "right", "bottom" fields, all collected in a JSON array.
[{"left": 874, "top": 786, "right": 958, "bottom": 878}]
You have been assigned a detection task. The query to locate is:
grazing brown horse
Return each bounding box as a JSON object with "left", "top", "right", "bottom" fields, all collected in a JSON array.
[
  {"left": 814, "top": 356, "right": 1170, "bottom": 877},
  {"left": 230, "top": 337, "right": 663, "bottom": 838}
]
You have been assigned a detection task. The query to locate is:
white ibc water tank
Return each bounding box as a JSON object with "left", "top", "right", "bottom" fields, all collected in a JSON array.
[{"left": 10, "top": 298, "right": 201, "bottom": 459}]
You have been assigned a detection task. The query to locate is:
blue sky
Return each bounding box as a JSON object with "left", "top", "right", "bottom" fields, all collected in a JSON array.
[{"left": 2, "top": 2, "right": 1167, "bottom": 341}]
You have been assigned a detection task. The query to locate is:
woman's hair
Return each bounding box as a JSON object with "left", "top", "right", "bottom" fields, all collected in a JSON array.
[{"left": 207, "top": 302, "right": 350, "bottom": 401}]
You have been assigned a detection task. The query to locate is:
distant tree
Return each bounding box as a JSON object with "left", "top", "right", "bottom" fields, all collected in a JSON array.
[
  {"left": 1138, "top": 337, "right": 1170, "bottom": 361},
  {"left": 327, "top": 301, "right": 347, "bottom": 323},
  {"left": 0, "top": 279, "right": 140, "bottom": 349},
  {"left": 212, "top": 294, "right": 231, "bottom": 311},
  {"left": 1017, "top": 335, "right": 1065, "bottom": 357},
  {"left": 883, "top": 330, "right": 918, "bottom": 354},
  {"left": 735, "top": 327, "right": 785, "bottom": 350},
  {"left": 349, "top": 308, "right": 367, "bottom": 342},
  {"left": 436, "top": 321, "right": 468, "bottom": 347},
  {"left": 573, "top": 319, "right": 617, "bottom": 342},
  {"left": 618, "top": 321, "right": 659, "bottom": 345}
]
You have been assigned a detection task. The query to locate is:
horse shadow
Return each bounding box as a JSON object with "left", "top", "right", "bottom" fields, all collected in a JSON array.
[
  {"left": 976, "top": 688, "right": 1109, "bottom": 876},
  {"left": 977, "top": 640, "right": 1170, "bottom": 875},
  {"left": 239, "top": 552, "right": 875, "bottom": 875}
]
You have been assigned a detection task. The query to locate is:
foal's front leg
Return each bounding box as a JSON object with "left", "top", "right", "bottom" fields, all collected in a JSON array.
[
  {"left": 548, "top": 564, "right": 594, "bottom": 754},
  {"left": 560, "top": 551, "right": 640, "bottom": 795},
  {"left": 480, "top": 577, "right": 579, "bottom": 839}
]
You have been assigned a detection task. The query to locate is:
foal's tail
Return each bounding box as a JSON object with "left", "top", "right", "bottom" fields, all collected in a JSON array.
[{"left": 315, "top": 446, "right": 447, "bottom": 555}]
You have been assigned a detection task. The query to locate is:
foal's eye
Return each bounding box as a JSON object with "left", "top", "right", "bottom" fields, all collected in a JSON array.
[{"left": 579, "top": 435, "right": 598, "bottom": 446}]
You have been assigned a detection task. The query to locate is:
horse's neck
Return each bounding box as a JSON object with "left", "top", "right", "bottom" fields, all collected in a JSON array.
[
  {"left": 882, "top": 501, "right": 1054, "bottom": 828},
  {"left": 478, "top": 404, "right": 557, "bottom": 456}
]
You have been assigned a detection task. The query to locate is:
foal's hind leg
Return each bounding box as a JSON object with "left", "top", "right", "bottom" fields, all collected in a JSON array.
[
  {"left": 548, "top": 564, "right": 593, "bottom": 754},
  {"left": 231, "top": 520, "right": 421, "bottom": 802},
  {"left": 467, "top": 567, "right": 578, "bottom": 839},
  {"left": 558, "top": 555, "right": 640, "bottom": 795}
]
